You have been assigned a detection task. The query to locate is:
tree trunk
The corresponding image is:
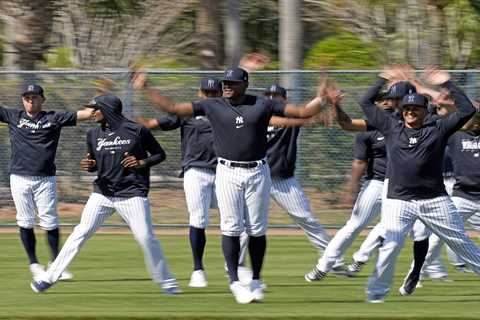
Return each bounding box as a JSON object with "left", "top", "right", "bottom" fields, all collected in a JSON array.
[
  {"left": 196, "top": 0, "right": 220, "bottom": 69},
  {"left": 224, "top": 0, "right": 242, "bottom": 67}
]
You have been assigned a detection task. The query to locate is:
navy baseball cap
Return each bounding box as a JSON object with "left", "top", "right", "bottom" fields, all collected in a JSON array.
[
  {"left": 200, "top": 77, "right": 221, "bottom": 91},
  {"left": 385, "top": 81, "right": 416, "bottom": 99},
  {"left": 222, "top": 67, "right": 249, "bottom": 82},
  {"left": 265, "top": 84, "right": 287, "bottom": 98},
  {"left": 85, "top": 94, "right": 123, "bottom": 113},
  {"left": 401, "top": 93, "right": 428, "bottom": 108},
  {"left": 21, "top": 84, "right": 44, "bottom": 98}
]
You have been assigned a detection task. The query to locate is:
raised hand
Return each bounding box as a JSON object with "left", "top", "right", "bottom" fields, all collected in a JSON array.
[
  {"left": 433, "top": 89, "right": 455, "bottom": 108},
  {"left": 80, "top": 153, "right": 96, "bottom": 171},
  {"left": 132, "top": 72, "right": 148, "bottom": 90},
  {"left": 421, "top": 68, "right": 450, "bottom": 85},
  {"left": 239, "top": 53, "right": 271, "bottom": 72}
]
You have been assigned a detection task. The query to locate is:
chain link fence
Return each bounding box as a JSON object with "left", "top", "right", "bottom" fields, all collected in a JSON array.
[{"left": 0, "top": 70, "right": 478, "bottom": 227}]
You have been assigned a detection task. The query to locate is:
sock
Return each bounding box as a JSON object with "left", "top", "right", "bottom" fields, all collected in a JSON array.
[
  {"left": 189, "top": 226, "right": 206, "bottom": 271},
  {"left": 411, "top": 237, "right": 429, "bottom": 278},
  {"left": 19, "top": 227, "right": 38, "bottom": 264},
  {"left": 47, "top": 228, "right": 60, "bottom": 260},
  {"left": 222, "top": 235, "right": 240, "bottom": 283},
  {"left": 248, "top": 235, "right": 266, "bottom": 280}
]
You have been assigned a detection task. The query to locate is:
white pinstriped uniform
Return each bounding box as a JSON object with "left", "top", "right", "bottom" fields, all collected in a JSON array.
[
  {"left": 316, "top": 179, "right": 383, "bottom": 272},
  {"left": 42, "top": 193, "right": 176, "bottom": 287},
  {"left": 183, "top": 167, "right": 216, "bottom": 229},
  {"left": 366, "top": 195, "right": 480, "bottom": 297},
  {"left": 270, "top": 177, "right": 336, "bottom": 254},
  {"left": 215, "top": 158, "right": 271, "bottom": 237},
  {"left": 10, "top": 174, "right": 58, "bottom": 230}
]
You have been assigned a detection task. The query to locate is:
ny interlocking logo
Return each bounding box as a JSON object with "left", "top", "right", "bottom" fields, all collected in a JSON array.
[{"left": 235, "top": 116, "right": 244, "bottom": 129}]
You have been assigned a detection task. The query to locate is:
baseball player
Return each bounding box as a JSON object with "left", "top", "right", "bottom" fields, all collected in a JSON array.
[
  {"left": 361, "top": 68, "right": 480, "bottom": 303},
  {"left": 132, "top": 67, "right": 326, "bottom": 303},
  {"left": 260, "top": 84, "right": 346, "bottom": 272},
  {"left": 0, "top": 84, "right": 94, "bottom": 281},
  {"left": 305, "top": 80, "right": 433, "bottom": 283},
  {"left": 30, "top": 93, "right": 180, "bottom": 294}
]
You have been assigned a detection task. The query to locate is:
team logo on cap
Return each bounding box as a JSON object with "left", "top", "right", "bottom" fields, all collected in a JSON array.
[
  {"left": 28, "top": 85, "right": 34, "bottom": 91},
  {"left": 227, "top": 70, "right": 234, "bottom": 77},
  {"left": 407, "top": 95, "right": 415, "bottom": 103},
  {"left": 207, "top": 79, "right": 215, "bottom": 88}
]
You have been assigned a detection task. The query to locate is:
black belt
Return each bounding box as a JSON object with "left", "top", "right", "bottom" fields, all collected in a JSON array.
[{"left": 219, "top": 159, "right": 266, "bottom": 169}]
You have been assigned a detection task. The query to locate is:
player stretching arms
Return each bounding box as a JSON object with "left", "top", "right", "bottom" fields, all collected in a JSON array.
[
  {"left": 0, "top": 84, "right": 94, "bottom": 281},
  {"left": 31, "top": 94, "right": 180, "bottom": 294},
  {"left": 361, "top": 68, "right": 480, "bottom": 303},
  {"left": 133, "top": 67, "right": 326, "bottom": 303}
]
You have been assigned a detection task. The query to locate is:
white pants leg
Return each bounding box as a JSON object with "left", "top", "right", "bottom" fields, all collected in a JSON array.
[
  {"left": 421, "top": 233, "right": 449, "bottom": 278},
  {"left": 11, "top": 175, "right": 58, "bottom": 230},
  {"left": 417, "top": 197, "right": 480, "bottom": 274},
  {"left": 366, "top": 198, "right": 417, "bottom": 297},
  {"left": 115, "top": 196, "right": 175, "bottom": 285},
  {"left": 270, "top": 177, "right": 332, "bottom": 251},
  {"left": 45, "top": 193, "right": 113, "bottom": 283},
  {"left": 445, "top": 196, "right": 479, "bottom": 266},
  {"left": 352, "top": 222, "right": 385, "bottom": 264},
  {"left": 183, "top": 167, "right": 216, "bottom": 229},
  {"left": 317, "top": 179, "right": 383, "bottom": 272}
]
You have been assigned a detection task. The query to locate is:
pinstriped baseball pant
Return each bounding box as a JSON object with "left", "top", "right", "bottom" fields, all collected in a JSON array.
[
  {"left": 10, "top": 174, "right": 58, "bottom": 230},
  {"left": 215, "top": 160, "right": 271, "bottom": 237},
  {"left": 366, "top": 196, "right": 480, "bottom": 297},
  {"left": 43, "top": 193, "right": 176, "bottom": 286},
  {"left": 271, "top": 177, "right": 342, "bottom": 263},
  {"left": 316, "top": 179, "right": 383, "bottom": 272},
  {"left": 183, "top": 167, "right": 216, "bottom": 229}
]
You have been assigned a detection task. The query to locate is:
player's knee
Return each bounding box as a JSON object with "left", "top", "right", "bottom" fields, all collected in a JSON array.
[
  {"left": 38, "top": 217, "right": 59, "bottom": 230},
  {"left": 245, "top": 225, "right": 267, "bottom": 237},
  {"left": 189, "top": 218, "right": 208, "bottom": 229}
]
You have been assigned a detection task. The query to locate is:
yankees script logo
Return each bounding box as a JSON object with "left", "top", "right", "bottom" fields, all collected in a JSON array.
[
  {"left": 96, "top": 136, "right": 131, "bottom": 151},
  {"left": 461, "top": 139, "right": 480, "bottom": 153},
  {"left": 17, "top": 118, "right": 52, "bottom": 130}
]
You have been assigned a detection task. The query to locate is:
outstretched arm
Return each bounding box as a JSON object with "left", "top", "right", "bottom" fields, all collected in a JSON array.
[
  {"left": 132, "top": 73, "right": 194, "bottom": 117},
  {"left": 76, "top": 108, "right": 95, "bottom": 121}
]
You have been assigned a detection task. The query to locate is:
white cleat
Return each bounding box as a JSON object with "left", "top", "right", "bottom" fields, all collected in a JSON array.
[
  {"left": 250, "top": 279, "right": 265, "bottom": 302},
  {"left": 229, "top": 281, "right": 254, "bottom": 304},
  {"left": 238, "top": 266, "right": 253, "bottom": 285},
  {"left": 59, "top": 269, "right": 74, "bottom": 281},
  {"left": 29, "top": 263, "right": 45, "bottom": 282},
  {"left": 189, "top": 269, "right": 208, "bottom": 288}
]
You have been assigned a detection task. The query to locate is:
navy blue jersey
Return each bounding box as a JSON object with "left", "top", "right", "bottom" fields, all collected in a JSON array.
[
  {"left": 354, "top": 130, "right": 387, "bottom": 182},
  {"left": 442, "top": 146, "right": 454, "bottom": 177},
  {"left": 156, "top": 114, "right": 216, "bottom": 174},
  {"left": 447, "top": 131, "right": 480, "bottom": 200},
  {"left": 192, "top": 95, "right": 286, "bottom": 161},
  {"left": 0, "top": 107, "right": 76, "bottom": 176},
  {"left": 266, "top": 126, "right": 300, "bottom": 178},
  {"left": 360, "top": 79, "right": 475, "bottom": 200}
]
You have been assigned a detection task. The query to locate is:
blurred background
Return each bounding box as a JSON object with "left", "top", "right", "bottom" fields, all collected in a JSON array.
[{"left": 0, "top": 0, "right": 479, "bottom": 228}]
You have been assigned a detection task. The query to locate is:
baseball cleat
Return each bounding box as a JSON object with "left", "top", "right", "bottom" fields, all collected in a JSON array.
[
  {"left": 29, "top": 263, "right": 45, "bottom": 282},
  {"left": 304, "top": 266, "right": 327, "bottom": 282},
  {"left": 161, "top": 279, "right": 182, "bottom": 295},
  {"left": 347, "top": 261, "right": 365, "bottom": 274},
  {"left": 31, "top": 280, "right": 53, "bottom": 293},
  {"left": 189, "top": 269, "right": 208, "bottom": 288},
  {"left": 229, "top": 281, "right": 254, "bottom": 304},
  {"left": 250, "top": 279, "right": 265, "bottom": 302},
  {"left": 59, "top": 270, "right": 74, "bottom": 281},
  {"left": 399, "top": 268, "right": 420, "bottom": 296},
  {"left": 366, "top": 294, "right": 385, "bottom": 303}
]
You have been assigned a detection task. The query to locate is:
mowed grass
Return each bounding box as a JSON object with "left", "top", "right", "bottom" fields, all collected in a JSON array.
[{"left": 0, "top": 232, "right": 479, "bottom": 320}]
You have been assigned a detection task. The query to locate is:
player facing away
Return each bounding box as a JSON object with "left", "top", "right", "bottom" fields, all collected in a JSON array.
[
  {"left": 0, "top": 84, "right": 94, "bottom": 281},
  {"left": 136, "top": 77, "right": 224, "bottom": 288},
  {"left": 132, "top": 67, "right": 326, "bottom": 304},
  {"left": 361, "top": 69, "right": 480, "bottom": 303},
  {"left": 30, "top": 93, "right": 180, "bottom": 294}
]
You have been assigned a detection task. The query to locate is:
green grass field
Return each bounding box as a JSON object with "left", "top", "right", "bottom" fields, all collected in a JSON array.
[{"left": 0, "top": 232, "right": 479, "bottom": 320}]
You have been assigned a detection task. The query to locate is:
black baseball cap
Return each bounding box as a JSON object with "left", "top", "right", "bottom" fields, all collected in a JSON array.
[
  {"left": 401, "top": 93, "right": 428, "bottom": 108},
  {"left": 222, "top": 67, "right": 249, "bottom": 82},
  {"left": 85, "top": 94, "right": 123, "bottom": 113},
  {"left": 21, "top": 84, "right": 44, "bottom": 98},
  {"left": 200, "top": 77, "right": 221, "bottom": 91},
  {"left": 385, "top": 81, "right": 416, "bottom": 99},
  {"left": 265, "top": 84, "right": 287, "bottom": 98}
]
